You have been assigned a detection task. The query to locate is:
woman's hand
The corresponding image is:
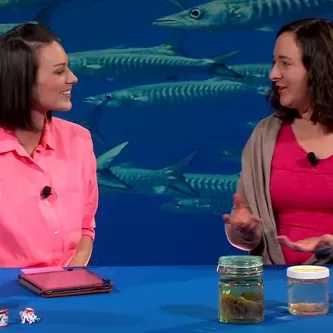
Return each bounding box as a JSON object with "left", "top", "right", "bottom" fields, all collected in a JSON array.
[
  {"left": 277, "top": 234, "right": 333, "bottom": 255},
  {"left": 223, "top": 193, "right": 263, "bottom": 237}
]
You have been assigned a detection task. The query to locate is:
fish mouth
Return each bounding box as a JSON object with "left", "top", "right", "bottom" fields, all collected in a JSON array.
[
  {"left": 83, "top": 96, "right": 99, "bottom": 105},
  {"left": 152, "top": 17, "right": 186, "bottom": 27}
]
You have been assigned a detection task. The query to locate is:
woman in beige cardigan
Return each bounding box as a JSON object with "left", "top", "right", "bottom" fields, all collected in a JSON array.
[{"left": 223, "top": 18, "right": 333, "bottom": 265}]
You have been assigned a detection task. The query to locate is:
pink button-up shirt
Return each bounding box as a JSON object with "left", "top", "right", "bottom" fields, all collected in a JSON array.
[{"left": 0, "top": 117, "right": 98, "bottom": 268}]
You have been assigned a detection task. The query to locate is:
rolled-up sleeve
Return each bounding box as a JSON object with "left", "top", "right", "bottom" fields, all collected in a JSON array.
[{"left": 82, "top": 136, "right": 98, "bottom": 241}]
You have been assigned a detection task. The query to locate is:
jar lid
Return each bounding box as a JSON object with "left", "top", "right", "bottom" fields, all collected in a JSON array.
[
  {"left": 218, "top": 255, "right": 263, "bottom": 268},
  {"left": 287, "top": 265, "right": 329, "bottom": 279},
  {"left": 217, "top": 255, "right": 263, "bottom": 275}
]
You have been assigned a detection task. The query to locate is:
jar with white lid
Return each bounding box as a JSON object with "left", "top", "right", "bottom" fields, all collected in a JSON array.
[{"left": 287, "top": 265, "right": 329, "bottom": 316}]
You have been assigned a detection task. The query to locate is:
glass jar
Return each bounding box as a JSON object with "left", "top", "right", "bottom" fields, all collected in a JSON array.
[
  {"left": 217, "top": 255, "right": 264, "bottom": 324},
  {"left": 287, "top": 265, "right": 329, "bottom": 316}
]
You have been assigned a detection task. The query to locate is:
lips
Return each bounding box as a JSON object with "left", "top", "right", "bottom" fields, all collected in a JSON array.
[{"left": 277, "top": 86, "right": 286, "bottom": 93}]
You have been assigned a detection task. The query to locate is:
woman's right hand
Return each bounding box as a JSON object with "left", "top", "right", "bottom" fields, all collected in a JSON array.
[{"left": 223, "top": 193, "right": 263, "bottom": 235}]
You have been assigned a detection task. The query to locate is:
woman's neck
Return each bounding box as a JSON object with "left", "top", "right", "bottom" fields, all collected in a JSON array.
[{"left": 15, "top": 111, "right": 47, "bottom": 156}]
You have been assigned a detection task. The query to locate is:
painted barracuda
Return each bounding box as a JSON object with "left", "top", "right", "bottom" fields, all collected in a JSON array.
[
  {"left": 68, "top": 49, "right": 241, "bottom": 80},
  {"left": 84, "top": 78, "right": 268, "bottom": 109},
  {"left": 153, "top": 0, "right": 333, "bottom": 33},
  {"left": 96, "top": 142, "right": 240, "bottom": 199}
]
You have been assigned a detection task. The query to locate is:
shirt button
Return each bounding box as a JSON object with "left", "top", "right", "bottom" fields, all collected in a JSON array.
[{"left": 54, "top": 231, "right": 60, "bottom": 236}]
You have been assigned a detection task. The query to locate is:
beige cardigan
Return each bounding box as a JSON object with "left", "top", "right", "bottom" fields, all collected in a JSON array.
[{"left": 225, "top": 115, "right": 333, "bottom": 265}]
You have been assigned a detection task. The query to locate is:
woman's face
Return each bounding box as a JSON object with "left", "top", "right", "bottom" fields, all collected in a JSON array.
[
  {"left": 269, "top": 31, "right": 310, "bottom": 113},
  {"left": 32, "top": 41, "right": 78, "bottom": 113}
]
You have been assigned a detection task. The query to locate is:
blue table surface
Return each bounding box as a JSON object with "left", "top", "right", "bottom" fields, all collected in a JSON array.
[{"left": 1, "top": 265, "right": 333, "bottom": 332}]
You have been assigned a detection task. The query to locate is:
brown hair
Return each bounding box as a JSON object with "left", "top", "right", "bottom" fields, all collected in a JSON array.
[
  {"left": 0, "top": 23, "right": 59, "bottom": 131},
  {"left": 267, "top": 18, "right": 333, "bottom": 132}
]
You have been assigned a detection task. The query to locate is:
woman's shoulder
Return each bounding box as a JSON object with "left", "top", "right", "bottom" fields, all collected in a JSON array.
[
  {"left": 254, "top": 115, "right": 281, "bottom": 131},
  {"left": 248, "top": 115, "right": 282, "bottom": 140},
  {"left": 51, "top": 117, "right": 92, "bottom": 141},
  {"left": 243, "top": 115, "right": 282, "bottom": 155}
]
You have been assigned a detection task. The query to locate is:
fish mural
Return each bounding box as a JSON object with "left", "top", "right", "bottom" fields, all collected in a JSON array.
[
  {"left": 0, "top": 0, "right": 181, "bottom": 11},
  {"left": 1, "top": 0, "right": 303, "bottom": 264},
  {"left": 227, "top": 64, "right": 271, "bottom": 86},
  {"left": 0, "top": 0, "right": 104, "bottom": 10},
  {"left": 0, "top": 3, "right": 60, "bottom": 35},
  {"left": 96, "top": 142, "right": 240, "bottom": 199},
  {"left": 68, "top": 49, "right": 241, "bottom": 81},
  {"left": 219, "top": 149, "right": 243, "bottom": 164},
  {"left": 83, "top": 78, "right": 269, "bottom": 110},
  {"left": 152, "top": 0, "right": 333, "bottom": 33},
  {"left": 0, "top": 0, "right": 65, "bottom": 10},
  {"left": 160, "top": 197, "right": 233, "bottom": 215}
]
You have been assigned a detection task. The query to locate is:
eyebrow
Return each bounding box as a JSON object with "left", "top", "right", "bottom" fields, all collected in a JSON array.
[
  {"left": 53, "top": 62, "right": 66, "bottom": 67},
  {"left": 273, "top": 55, "right": 293, "bottom": 61}
]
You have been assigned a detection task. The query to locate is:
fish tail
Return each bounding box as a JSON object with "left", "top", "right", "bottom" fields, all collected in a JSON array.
[
  {"left": 211, "top": 50, "right": 240, "bottom": 63},
  {"left": 209, "top": 51, "right": 243, "bottom": 78},
  {"left": 31, "top": 3, "right": 63, "bottom": 41},
  {"left": 209, "top": 63, "right": 243, "bottom": 78}
]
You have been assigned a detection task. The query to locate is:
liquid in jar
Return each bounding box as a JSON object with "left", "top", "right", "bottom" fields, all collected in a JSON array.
[{"left": 287, "top": 265, "right": 329, "bottom": 316}]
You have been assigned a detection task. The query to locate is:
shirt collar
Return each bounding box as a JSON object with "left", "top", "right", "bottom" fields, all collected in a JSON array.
[
  {"left": 0, "top": 119, "right": 55, "bottom": 154},
  {"left": 40, "top": 119, "right": 55, "bottom": 150}
]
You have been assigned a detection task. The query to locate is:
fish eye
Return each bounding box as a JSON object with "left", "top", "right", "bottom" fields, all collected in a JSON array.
[
  {"left": 176, "top": 203, "right": 181, "bottom": 208},
  {"left": 105, "top": 94, "right": 111, "bottom": 100},
  {"left": 189, "top": 8, "right": 201, "bottom": 19}
]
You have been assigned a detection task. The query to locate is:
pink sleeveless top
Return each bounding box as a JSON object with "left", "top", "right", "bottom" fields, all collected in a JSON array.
[{"left": 270, "top": 123, "right": 333, "bottom": 264}]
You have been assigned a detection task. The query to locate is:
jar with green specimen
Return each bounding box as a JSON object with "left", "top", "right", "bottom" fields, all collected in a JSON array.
[{"left": 217, "top": 255, "right": 264, "bottom": 324}]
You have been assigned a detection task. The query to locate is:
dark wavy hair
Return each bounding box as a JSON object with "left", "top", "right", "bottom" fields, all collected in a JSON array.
[
  {"left": 267, "top": 18, "right": 333, "bottom": 132},
  {"left": 0, "top": 23, "right": 59, "bottom": 131}
]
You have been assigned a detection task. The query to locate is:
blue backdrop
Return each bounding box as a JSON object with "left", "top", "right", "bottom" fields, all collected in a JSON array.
[{"left": 1, "top": 0, "right": 330, "bottom": 266}]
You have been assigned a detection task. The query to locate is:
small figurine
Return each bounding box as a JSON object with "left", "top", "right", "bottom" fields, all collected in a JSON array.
[
  {"left": 19, "top": 308, "right": 40, "bottom": 324},
  {"left": 0, "top": 309, "right": 8, "bottom": 327}
]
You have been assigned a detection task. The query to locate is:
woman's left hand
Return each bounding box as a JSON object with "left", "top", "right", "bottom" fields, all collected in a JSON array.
[{"left": 277, "top": 234, "right": 333, "bottom": 254}]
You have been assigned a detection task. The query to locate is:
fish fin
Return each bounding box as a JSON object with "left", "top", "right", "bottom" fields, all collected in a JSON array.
[
  {"left": 98, "top": 169, "right": 132, "bottom": 189},
  {"left": 96, "top": 142, "right": 129, "bottom": 170},
  {"left": 133, "top": 96, "right": 149, "bottom": 102},
  {"left": 118, "top": 162, "right": 133, "bottom": 167},
  {"left": 161, "top": 149, "right": 200, "bottom": 197},
  {"left": 256, "top": 85, "right": 270, "bottom": 95},
  {"left": 30, "top": 3, "right": 62, "bottom": 41},
  {"left": 209, "top": 51, "right": 243, "bottom": 78},
  {"left": 211, "top": 50, "right": 240, "bottom": 63},
  {"left": 86, "top": 64, "right": 102, "bottom": 70},
  {"left": 210, "top": 64, "right": 243, "bottom": 78},
  {"left": 167, "top": 0, "right": 184, "bottom": 9},
  {"left": 256, "top": 26, "right": 274, "bottom": 32}
]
